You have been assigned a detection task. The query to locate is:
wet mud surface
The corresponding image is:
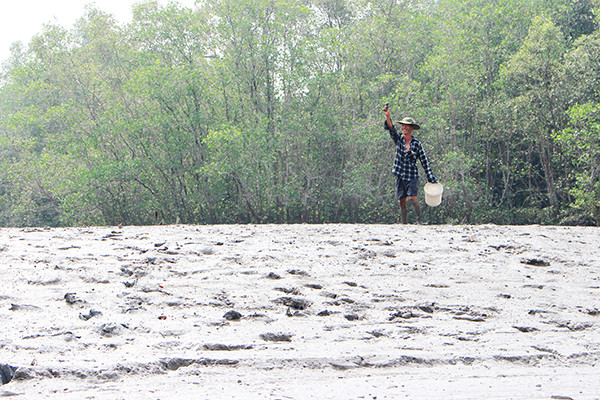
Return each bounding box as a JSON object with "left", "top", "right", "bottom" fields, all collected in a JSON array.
[{"left": 1, "top": 224, "right": 599, "bottom": 398}]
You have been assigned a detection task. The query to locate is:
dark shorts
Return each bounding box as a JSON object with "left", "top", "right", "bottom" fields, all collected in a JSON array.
[{"left": 395, "top": 177, "right": 419, "bottom": 200}]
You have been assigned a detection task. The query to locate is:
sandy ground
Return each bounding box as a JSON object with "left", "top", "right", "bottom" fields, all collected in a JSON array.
[{"left": 0, "top": 223, "right": 599, "bottom": 399}]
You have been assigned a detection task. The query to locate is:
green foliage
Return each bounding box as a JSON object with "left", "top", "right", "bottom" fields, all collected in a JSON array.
[
  {"left": 1, "top": 0, "right": 600, "bottom": 226},
  {"left": 497, "top": 16, "right": 569, "bottom": 209},
  {"left": 555, "top": 102, "right": 600, "bottom": 225}
]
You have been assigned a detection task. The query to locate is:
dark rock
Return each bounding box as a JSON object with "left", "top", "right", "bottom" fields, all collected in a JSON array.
[
  {"left": 274, "top": 297, "right": 311, "bottom": 310},
  {"left": 344, "top": 314, "right": 359, "bottom": 321},
  {"left": 425, "top": 283, "right": 450, "bottom": 288},
  {"left": 317, "top": 310, "right": 332, "bottom": 316},
  {"left": 326, "top": 297, "right": 356, "bottom": 306},
  {"left": 102, "top": 231, "right": 122, "bottom": 239},
  {"left": 513, "top": 326, "right": 539, "bottom": 333},
  {"left": 286, "top": 307, "right": 306, "bottom": 317},
  {"left": 390, "top": 311, "right": 418, "bottom": 320},
  {"left": 260, "top": 333, "right": 292, "bottom": 342},
  {"left": 560, "top": 322, "right": 593, "bottom": 331},
  {"left": 64, "top": 293, "right": 83, "bottom": 304},
  {"left": 98, "top": 323, "right": 120, "bottom": 337},
  {"left": 160, "top": 358, "right": 194, "bottom": 371},
  {"left": 0, "top": 364, "right": 16, "bottom": 385},
  {"left": 418, "top": 305, "right": 434, "bottom": 314},
  {"left": 287, "top": 269, "right": 309, "bottom": 276},
  {"left": 223, "top": 310, "right": 242, "bottom": 321},
  {"left": 320, "top": 292, "right": 338, "bottom": 299},
  {"left": 521, "top": 258, "right": 550, "bottom": 267},
  {"left": 457, "top": 336, "right": 479, "bottom": 342},
  {"left": 79, "top": 309, "right": 102, "bottom": 321},
  {"left": 274, "top": 287, "right": 301, "bottom": 295},
  {"left": 266, "top": 272, "right": 281, "bottom": 280},
  {"left": 305, "top": 283, "right": 323, "bottom": 290}
]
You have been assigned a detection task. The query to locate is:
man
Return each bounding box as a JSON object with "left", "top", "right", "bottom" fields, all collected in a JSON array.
[{"left": 383, "top": 104, "right": 437, "bottom": 224}]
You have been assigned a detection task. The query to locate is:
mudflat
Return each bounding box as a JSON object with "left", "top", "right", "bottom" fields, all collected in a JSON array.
[{"left": 1, "top": 224, "right": 599, "bottom": 399}]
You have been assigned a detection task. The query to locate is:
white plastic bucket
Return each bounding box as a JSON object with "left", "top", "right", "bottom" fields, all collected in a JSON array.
[{"left": 424, "top": 182, "right": 443, "bottom": 207}]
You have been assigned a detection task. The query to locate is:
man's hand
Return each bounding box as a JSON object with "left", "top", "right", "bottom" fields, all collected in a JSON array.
[{"left": 383, "top": 103, "right": 393, "bottom": 128}]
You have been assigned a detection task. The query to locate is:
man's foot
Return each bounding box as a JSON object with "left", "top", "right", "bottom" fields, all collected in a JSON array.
[
  {"left": 401, "top": 208, "right": 408, "bottom": 224},
  {"left": 412, "top": 201, "right": 422, "bottom": 223}
]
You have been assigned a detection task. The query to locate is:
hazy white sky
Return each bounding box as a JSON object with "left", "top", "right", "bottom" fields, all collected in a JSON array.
[{"left": 0, "top": 0, "right": 196, "bottom": 63}]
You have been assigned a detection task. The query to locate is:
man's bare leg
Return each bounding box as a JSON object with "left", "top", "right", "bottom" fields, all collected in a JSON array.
[
  {"left": 408, "top": 196, "right": 422, "bottom": 224},
  {"left": 399, "top": 197, "right": 408, "bottom": 224}
]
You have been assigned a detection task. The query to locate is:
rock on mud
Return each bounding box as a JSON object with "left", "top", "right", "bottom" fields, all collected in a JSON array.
[
  {"left": 0, "top": 364, "right": 16, "bottom": 385},
  {"left": 260, "top": 333, "right": 293, "bottom": 342}
]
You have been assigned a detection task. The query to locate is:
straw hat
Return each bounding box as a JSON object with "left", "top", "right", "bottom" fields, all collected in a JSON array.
[{"left": 398, "top": 117, "right": 420, "bottom": 130}]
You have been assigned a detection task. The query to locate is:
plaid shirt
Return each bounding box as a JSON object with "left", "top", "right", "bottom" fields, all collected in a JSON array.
[{"left": 384, "top": 122, "right": 437, "bottom": 183}]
